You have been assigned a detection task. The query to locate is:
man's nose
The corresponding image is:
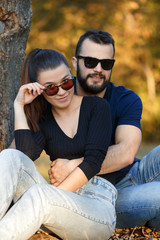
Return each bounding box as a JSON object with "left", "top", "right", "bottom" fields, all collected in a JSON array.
[{"left": 93, "top": 62, "right": 102, "bottom": 72}]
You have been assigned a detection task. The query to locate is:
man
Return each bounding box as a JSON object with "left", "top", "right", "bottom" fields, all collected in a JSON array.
[{"left": 48, "top": 30, "right": 160, "bottom": 230}]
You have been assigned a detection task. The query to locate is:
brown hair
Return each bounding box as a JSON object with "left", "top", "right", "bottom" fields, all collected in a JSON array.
[{"left": 19, "top": 48, "right": 70, "bottom": 131}]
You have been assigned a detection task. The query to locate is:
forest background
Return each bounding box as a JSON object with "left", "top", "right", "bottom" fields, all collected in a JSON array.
[
  {"left": 27, "top": 0, "right": 160, "bottom": 144},
  {"left": 23, "top": 0, "right": 160, "bottom": 180}
]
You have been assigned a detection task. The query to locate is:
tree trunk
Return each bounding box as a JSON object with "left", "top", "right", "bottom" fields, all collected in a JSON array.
[
  {"left": 144, "top": 61, "right": 156, "bottom": 102},
  {"left": 0, "top": 0, "right": 32, "bottom": 151}
]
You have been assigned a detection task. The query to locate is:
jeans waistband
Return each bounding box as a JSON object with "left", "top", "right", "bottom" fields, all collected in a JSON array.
[{"left": 87, "top": 176, "right": 117, "bottom": 200}]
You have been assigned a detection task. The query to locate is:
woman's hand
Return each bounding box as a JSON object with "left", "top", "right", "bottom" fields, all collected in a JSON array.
[
  {"left": 14, "top": 83, "right": 45, "bottom": 107},
  {"left": 48, "top": 157, "right": 83, "bottom": 187}
]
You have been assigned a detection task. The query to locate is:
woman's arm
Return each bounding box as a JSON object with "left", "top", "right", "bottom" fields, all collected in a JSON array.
[
  {"left": 49, "top": 125, "right": 141, "bottom": 186},
  {"left": 48, "top": 158, "right": 83, "bottom": 186},
  {"left": 14, "top": 83, "right": 45, "bottom": 130},
  {"left": 56, "top": 97, "right": 112, "bottom": 192},
  {"left": 14, "top": 83, "right": 45, "bottom": 160},
  {"left": 58, "top": 167, "right": 88, "bottom": 192}
]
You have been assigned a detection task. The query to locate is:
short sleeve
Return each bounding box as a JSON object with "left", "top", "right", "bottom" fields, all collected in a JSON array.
[{"left": 117, "top": 91, "right": 142, "bottom": 129}]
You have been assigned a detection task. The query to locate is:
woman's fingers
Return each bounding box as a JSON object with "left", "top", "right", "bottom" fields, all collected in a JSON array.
[
  {"left": 31, "top": 82, "right": 45, "bottom": 95},
  {"left": 21, "top": 83, "right": 45, "bottom": 96},
  {"left": 16, "top": 83, "right": 45, "bottom": 105}
]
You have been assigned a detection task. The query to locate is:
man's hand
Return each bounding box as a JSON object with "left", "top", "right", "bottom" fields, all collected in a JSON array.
[{"left": 48, "top": 157, "right": 83, "bottom": 186}]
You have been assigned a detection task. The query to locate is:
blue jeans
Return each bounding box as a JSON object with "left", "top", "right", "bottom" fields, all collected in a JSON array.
[
  {"left": 116, "top": 145, "right": 160, "bottom": 230},
  {"left": 0, "top": 149, "right": 117, "bottom": 240}
]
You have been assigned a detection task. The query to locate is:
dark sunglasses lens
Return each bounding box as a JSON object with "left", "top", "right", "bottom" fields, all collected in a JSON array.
[
  {"left": 62, "top": 79, "right": 74, "bottom": 90},
  {"left": 101, "top": 59, "right": 115, "bottom": 70},
  {"left": 45, "top": 86, "right": 58, "bottom": 96},
  {"left": 84, "top": 57, "right": 98, "bottom": 68}
]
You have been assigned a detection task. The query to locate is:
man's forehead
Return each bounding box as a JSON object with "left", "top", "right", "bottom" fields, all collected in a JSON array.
[{"left": 80, "top": 39, "right": 114, "bottom": 58}]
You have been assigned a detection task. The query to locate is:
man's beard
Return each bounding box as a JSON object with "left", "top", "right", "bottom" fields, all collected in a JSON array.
[{"left": 77, "top": 65, "right": 111, "bottom": 94}]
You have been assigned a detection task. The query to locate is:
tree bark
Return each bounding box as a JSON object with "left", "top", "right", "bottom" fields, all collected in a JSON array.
[{"left": 0, "top": 0, "right": 32, "bottom": 151}]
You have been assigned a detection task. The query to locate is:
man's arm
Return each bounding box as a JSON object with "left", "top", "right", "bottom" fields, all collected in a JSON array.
[
  {"left": 49, "top": 124, "right": 141, "bottom": 185},
  {"left": 99, "top": 124, "right": 142, "bottom": 174}
]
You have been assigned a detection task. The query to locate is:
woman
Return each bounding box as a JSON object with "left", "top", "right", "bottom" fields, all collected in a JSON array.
[{"left": 0, "top": 48, "right": 117, "bottom": 240}]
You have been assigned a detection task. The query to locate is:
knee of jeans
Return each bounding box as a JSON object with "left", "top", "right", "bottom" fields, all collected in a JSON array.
[
  {"left": 0, "top": 149, "right": 23, "bottom": 166},
  {"left": 1, "top": 149, "right": 17, "bottom": 161},
  {"left": 1, "top": 149, "right": 21, "bottom": 157}
]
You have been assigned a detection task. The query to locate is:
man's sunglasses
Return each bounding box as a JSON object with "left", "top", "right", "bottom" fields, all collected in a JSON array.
[
  {"left": 78, "top": 56, "right": 115, "bottom": 70},
  {"left": 44, "top": 78, "right": 74, "bottom": 96}
]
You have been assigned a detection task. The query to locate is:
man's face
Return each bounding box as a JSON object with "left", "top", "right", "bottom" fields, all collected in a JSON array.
[{"left": 76, "top": 39, "right": 114, "bottom": 94}]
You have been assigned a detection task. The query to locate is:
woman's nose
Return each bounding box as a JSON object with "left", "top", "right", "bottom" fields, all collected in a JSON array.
[{"left": 57, "top": 86, "right": 66, "bottom": 95}]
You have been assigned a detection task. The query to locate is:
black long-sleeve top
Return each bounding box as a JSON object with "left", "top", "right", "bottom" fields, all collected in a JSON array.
[{"left": 15, "top": 96, "right": 112, "bottom": 181}]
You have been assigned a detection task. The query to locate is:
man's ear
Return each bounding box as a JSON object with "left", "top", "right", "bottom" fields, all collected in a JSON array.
[{"left": 72, "top": 57, "right": 77, "bottom": 71}]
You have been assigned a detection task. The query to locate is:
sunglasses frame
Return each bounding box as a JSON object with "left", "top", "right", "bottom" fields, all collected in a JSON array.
[
  {"left": 44, "top": 78, "right": 74, "bottom": 96},
  {"left": 78, "top": 56, "right": 115, "bottom": 70}
]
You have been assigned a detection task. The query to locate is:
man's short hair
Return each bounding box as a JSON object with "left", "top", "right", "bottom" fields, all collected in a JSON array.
[{"left": 75, "top": 30, "right": 115, "bottom": 57}]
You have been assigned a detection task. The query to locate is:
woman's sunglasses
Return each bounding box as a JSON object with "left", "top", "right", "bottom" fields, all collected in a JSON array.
[
  {"left": 44, "top": 78, "right": 74, "bottom": 96},
  {"left": 78, "top": 56, "right": 115, "bottom": 71}
]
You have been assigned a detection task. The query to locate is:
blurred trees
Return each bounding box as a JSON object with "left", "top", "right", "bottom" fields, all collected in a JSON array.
[{"left": 27, "top": 0, "right": 160, "bottom": 142}]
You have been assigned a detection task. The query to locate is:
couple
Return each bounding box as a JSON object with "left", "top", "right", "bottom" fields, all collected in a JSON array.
[{"left": 0, "top": 30, "right": 160, "bottom": 239}]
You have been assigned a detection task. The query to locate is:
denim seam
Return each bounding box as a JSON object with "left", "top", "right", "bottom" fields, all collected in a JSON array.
[
  {"left": 11, "top": 213, "right": 115, "bottom": 240},
  {"left": 147, "top": 170, "right": 160, "bottom": 183},
  {"left": 77, "top": 190, "right": 113, "bottom": 203},
  {"left": 92, "top": 178, "right": 117, "bottom": 193},
  {"left": 130, "top": 174, "right": 137, "bottom": 185},
  {"left": 11, "top": 216, "right": 40, "bottom": 239},
  {"left": 21, "top": 168, "right": 38, "bottom": 183},
  {"left": 117, "top": 206, "right": 160, "bottom": 214},
  {"left": 48, "top": 202, "right": 116, "bottom": 226}
]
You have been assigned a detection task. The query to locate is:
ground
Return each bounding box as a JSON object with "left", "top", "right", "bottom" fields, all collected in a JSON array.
[{"left": 28, "top": 227, "right": 160, "bottom": 239}]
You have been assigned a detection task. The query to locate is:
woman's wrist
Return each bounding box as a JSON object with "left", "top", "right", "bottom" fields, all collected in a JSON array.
[{"left": 14, "top": 99, "right": 25, "bottom": 110}]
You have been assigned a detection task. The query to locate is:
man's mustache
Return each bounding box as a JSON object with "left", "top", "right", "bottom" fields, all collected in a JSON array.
[{"left": 87, "top": 73, "right": 105, "bottom": 80}]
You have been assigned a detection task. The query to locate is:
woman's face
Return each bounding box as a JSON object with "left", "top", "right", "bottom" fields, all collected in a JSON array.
[{"left": 38, "top": 64, "right": 74, "bottom": 109}]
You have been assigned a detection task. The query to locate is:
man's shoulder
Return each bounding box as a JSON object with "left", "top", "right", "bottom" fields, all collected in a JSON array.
[
  {"left": 110, "top": 82, "right": 138, "bottom": 96},
  {"left": 104, "top": 82, "right": 141, "bottom": 103}
]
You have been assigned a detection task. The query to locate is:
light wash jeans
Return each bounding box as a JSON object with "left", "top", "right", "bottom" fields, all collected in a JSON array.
[
  {"left": 0, "top": 149, "right": 117, "bottom": 240},
  {"left": 116, "top": 145, "right": 160, "bottom": 230}
]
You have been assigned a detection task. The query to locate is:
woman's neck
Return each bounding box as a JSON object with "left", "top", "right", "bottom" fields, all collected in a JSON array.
[{"left": 51, "top": 95, "right": 83, "bottom": 139}]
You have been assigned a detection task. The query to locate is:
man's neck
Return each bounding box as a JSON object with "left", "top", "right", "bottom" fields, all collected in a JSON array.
[{"left": 76, "top": 81, "right": 106, "bottom": 98}]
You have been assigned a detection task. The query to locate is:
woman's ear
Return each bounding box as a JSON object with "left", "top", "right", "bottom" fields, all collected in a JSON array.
[{"left": 72, "top": 57, "right": 77, "bottom": 71}]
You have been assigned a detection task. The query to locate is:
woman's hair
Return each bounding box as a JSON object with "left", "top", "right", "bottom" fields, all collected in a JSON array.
[{"left": 20, "top": 48, "right": 70, "bottom": 131}]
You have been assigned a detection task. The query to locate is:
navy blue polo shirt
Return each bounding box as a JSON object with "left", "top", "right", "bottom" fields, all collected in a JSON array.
[{"left": 74, "top": 79, "right": 142, "bottom": 184}]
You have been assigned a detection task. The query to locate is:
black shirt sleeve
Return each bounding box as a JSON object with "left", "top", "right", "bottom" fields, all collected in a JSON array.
[
  {"left": 78, "top": 97, "right": 112, "bottom": 180},
  {"left": 14, "top": 129, "right": 45, "bottom": 160}
]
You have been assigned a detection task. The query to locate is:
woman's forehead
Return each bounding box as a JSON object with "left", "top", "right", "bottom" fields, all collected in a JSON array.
[{"left": 38, "top": 64, "right": 70, "bottom": 85}]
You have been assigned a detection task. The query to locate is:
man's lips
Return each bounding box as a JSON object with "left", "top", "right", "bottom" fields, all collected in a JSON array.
[
  {"left": 88, "top": 74, "right": 105, "bottom": 83},
  {"left": 91, "top": 76, "right": 103, "bottom": 82}
]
